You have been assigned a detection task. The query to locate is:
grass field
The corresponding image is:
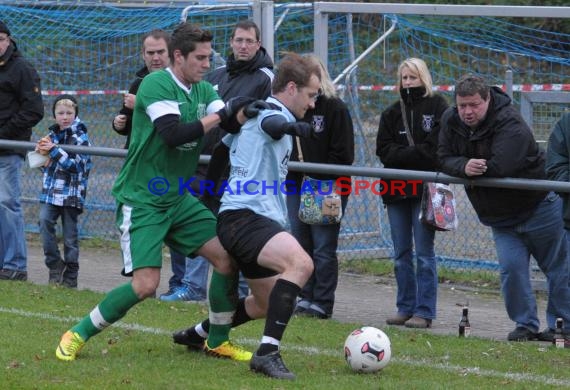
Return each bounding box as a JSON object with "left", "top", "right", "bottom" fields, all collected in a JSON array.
[{"left": 2, "top": 281, "right": 570, "bottom": 389}]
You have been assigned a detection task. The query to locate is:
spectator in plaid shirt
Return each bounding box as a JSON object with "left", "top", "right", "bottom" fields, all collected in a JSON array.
[{"left": 36, "top": 94, "right": 92, "bottom": 288}]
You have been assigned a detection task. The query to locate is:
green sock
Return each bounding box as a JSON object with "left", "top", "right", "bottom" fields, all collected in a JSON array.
[
  {"left": 206, "top": 270, "right": 238, "bottom": 348},
  {"left": 71, "top": 282, "right": 140, "bottom": 341}
]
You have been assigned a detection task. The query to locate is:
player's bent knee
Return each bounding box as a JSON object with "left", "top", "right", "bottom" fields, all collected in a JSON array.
[
  {"left": 209, "top": 257, "right": 236, "bottom": 276},
  {"left": 293, "top": 255, "right": 314, "bottom": 277},
  {"left": 132, "top": 271, "right": 160, "bottom": 299},
  {"left": 132, "top": 284, "right": 157, "bottom": 299}
]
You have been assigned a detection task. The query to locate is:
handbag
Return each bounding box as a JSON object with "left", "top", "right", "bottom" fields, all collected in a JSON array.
[
  {"left": 399, "top": 99, "right": 457, "bottom": 231},
  {"left": 419, "top": 182, "right": 458, "bottom": 231},
  {"left": 296, "top": 137, "right": 343, "bottom": 225}
]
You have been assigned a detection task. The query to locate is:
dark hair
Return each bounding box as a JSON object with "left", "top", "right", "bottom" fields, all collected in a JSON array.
[
  {"left": 231, "top": 20, "right": 260, "bottom": 41},
  {"left": 142, "top": 29, "right": 171, "bottom": 49},
  {"left": 0, "top": 20, "right": 10, "bottom": 36},
  {"left": 454, "top": 74, "right": 490, "bottom": 101},
  {"left": 52, "top": 94, "right": 78, "bottom": 118},
  {"left": 272, "top": 52, "right": 321, "bottom": 94},
  {"left": 168, "top": 23, "right": 212, "bottom": 63}
]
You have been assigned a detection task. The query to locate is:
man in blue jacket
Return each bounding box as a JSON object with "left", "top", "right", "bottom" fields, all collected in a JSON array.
[{"left": 0, "top": 20, "right": 44, "bottom": 281}]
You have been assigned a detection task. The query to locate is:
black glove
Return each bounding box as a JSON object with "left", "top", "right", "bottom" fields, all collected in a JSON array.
[
  {"left": 281, "top": 122, "right": 315, "bottom": 139},
  {"left": 216, "top": 96, "right": 256, "bottom": 133},
  {"left": 243, "top": 100, "right": 272, "bottom": 118}
]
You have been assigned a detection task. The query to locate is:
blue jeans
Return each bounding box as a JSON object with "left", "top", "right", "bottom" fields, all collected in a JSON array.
[
  {"left": 168, "top": 250, "right": 249, "bottom": 300},
  {"left": 287, "top": 191, "right": 348, "bottom": 316},
  {"left": 39, "top": 203, "right": 80, "bottom": 279},
  {"left": 491, "top": 192, "right": 570, "bottom": 331},
  {"left": 169, "top": 250, "right": 207, "bottom": 300},
  {"left": 566, "top": 229, "right": 570, "bottom": 272},
  {"left": 0, "top": 154, "right": 27, "bottom": 271},
  {"left": 386, "top": 198, "right": 437, "bottom": 319}
]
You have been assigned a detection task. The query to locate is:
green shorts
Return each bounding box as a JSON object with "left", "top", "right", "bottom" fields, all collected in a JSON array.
[{"left": 116, "top": 196, "right": 217, "bottom": 274}]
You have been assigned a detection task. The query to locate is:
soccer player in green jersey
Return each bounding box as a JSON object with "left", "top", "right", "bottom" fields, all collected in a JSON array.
[{"left": 56, "top": 23, "right": 254, "bottom": 362}]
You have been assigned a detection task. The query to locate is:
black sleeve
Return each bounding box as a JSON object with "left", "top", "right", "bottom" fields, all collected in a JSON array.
[
  {"left": 154, "top": 114, "right": 205, "bottom": 147},
  {"left": 201, "top": 142, "right": 228, "bottom": 215},
  {"left": 111, "top": 115, "right": 130, "bottom": 136},
  {"left": 259, "top": 114, "right": 289, "bottom": 140},
  {"left": 438, "top": 108, "right": 469, "bottom": 178},
  {"left": 112, "top": 78, "right": 141, "bottom": 136},
  {"left": 205, "top": 140, "right": 230, "bottom": 191}
]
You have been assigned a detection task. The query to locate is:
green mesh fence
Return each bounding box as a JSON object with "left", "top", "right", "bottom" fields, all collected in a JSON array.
[{"left": 1, "top": 1, "right": 569, "bottom": 269}]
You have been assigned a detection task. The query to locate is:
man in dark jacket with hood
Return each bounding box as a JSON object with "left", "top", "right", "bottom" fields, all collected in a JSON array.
[
  {"left": 201, "top": 19, "right": 274, "bottom": 160},
  {"left": 0, "top": 20, "right": 44, "bottom": 281},
  {"left": 545, "top": 112, "right": 570, "bottom": 232},
  {"left": 112, "top": 29, "right": 170, "bottom": 149},
  {"left": 438, "top": 74, "right": 570, "bottom": 343},
  {"left": 165, "top": 19, "right": 274, "bottom": 303}
]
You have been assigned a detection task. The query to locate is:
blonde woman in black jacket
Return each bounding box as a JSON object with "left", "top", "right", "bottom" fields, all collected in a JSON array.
[{"left": 376, "top": 58, "right": 448, "bottom": 329}]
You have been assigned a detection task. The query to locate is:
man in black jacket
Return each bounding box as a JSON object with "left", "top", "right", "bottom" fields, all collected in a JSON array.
[
  {"left": 438, "top": 74, "right": 570, "bottom": 342},
  {"left": 0, "top": 20, "right": 44, "bottom": 281},
  {"left": 112, "top": 29, "right": 170, "bottom": 149},
  {"left": 546, "top": 113, "right": 570, "bottom": 232}
]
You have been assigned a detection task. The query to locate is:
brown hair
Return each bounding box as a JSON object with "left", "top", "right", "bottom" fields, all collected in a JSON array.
[
  {"left": 168, "top": 23, "right": 212, "bottom": 63},
  {"left": 231, "top": 20, "right": 260, "bottom": 41},
  {"left": 272, "top": 52, "right": 321, "bottom": 94},
  {"left": 454, "top": 74, "right": 490, "bottom": 100}
]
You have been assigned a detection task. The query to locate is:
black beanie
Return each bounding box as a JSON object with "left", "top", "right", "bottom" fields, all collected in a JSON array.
[
  {"left": 52, "top": 94, "right": 79, "bottom": 118},
  {"left": 0, "top": 21, "right": 10, "bottom": 36}
]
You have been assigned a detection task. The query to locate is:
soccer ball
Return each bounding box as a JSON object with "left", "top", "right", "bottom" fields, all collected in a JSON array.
[{"left": 344, "top": 326, "right": 391, "bottom": 373}]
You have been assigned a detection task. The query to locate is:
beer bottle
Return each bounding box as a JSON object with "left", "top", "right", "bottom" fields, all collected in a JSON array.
[
  {"left": 554, "top": 318, "right": 564, "bottom": 349},
  {"left": 459, "top": 307, "right": 471, "bottom": 337}
]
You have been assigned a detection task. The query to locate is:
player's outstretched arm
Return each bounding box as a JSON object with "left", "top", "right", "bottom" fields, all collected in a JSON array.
[{"left": 260, "top": 115, "right": 315, "bottom": 140}]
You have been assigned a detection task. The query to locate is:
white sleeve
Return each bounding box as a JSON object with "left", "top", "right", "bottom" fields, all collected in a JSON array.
[{"left": 207, "top": 99, "right": 225, "bottom": 114}]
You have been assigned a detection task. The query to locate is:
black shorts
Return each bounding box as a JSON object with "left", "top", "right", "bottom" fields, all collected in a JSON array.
[{"left": 217, "top": 208, "right": 281, "bottom": 279}]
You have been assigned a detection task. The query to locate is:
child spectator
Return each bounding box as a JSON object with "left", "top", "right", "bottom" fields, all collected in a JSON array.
[{"left": 36, "top": 95, "right": 92, "bottom": 288}]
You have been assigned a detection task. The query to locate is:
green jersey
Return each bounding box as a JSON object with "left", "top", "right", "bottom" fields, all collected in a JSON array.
[{"left": 112, "top": 68, "right": 220, "bottom": 208}]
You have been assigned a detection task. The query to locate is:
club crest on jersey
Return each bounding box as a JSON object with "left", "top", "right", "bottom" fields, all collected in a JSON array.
[
  {"left": 422, "top": 115, "right": 435, "bottom": 132},
  {"left": 177, "top": 141, "right": 199, "bottom": 151},
  {"left": 312, "top": 115, "right": 325, "bottom": 133},
  {"left": 197, "top": 103, "right": 207, "bottom": 119}
]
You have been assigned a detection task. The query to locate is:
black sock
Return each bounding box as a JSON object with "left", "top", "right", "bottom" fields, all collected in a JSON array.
[
  {"left": 257, "top": 342, "right": 278, "bottom": 355},
  {"left": 232, "top": 297, "right": 252, "bottom": 327},
  {"left": 258, "top": 278, "right": 301, "bottom": 355}
]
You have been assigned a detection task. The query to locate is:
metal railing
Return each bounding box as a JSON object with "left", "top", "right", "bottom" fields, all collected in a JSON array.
[{"left": 4, "top": 139, "right": 570, "bottom": 194}]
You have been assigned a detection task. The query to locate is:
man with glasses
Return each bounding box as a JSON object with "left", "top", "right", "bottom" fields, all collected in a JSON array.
[
  {"left": 438, "top": 74, "right": 570, "bottom": 343},
  {"left": 164, "top": 20, "right": 274, "bottom": 303}
]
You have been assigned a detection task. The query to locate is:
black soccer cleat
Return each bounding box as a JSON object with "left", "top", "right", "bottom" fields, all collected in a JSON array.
[
  {"left": 250, "top": 351, "right": 296, "bottom": 380},
  {"left": 172, "top": 327, "right": 206, "bottom": 351}
]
